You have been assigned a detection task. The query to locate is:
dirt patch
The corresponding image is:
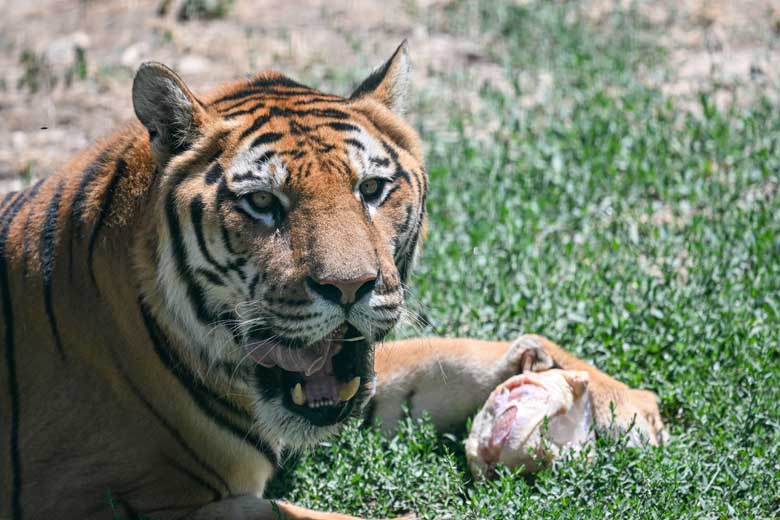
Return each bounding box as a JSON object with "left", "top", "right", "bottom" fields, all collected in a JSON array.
[
  {"left": 0, "top": 0, "right": 499, "bottom": 187},
  {"left": 0, "top": 0, "right": 778, "bottom": 190}
]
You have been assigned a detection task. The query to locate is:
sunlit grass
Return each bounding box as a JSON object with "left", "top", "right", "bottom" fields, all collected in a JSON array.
[{"left": 270, "top": 2, "right": 780, "bottom": 518}]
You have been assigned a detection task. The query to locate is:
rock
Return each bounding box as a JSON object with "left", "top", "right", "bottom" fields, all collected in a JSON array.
[
  {"left": 45, "top": 32, "right": 90, "bottom": 67},
  {"left": 177, "top": 54, "right": 211, "bottom": 76},
  {"left": 120, "top": 42, "right": 151, "bottom": 69}
]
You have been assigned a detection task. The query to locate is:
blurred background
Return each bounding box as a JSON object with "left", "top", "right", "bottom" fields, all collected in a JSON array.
[{"left": 1, "top": 0, "right": 778, "bottom": 189}]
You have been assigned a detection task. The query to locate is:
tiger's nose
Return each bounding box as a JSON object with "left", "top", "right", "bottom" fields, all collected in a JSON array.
[{"left": 307, "top": 273, "right": 378, "bottom": 306}]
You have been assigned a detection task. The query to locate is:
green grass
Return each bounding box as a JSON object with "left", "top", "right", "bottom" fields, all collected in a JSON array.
[{"left": 268, "top": 1, "right": 780, "bottom": 518}]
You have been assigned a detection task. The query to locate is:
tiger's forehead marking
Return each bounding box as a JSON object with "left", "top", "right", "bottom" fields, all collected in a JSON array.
[
  {"left": 223, "top": 110, "right": 397, "bottom": 194},
  {"left": 344, "top": 130, "right": 395, "bottom": 183},
  {"left": 226, "top": 141, "right": 289, "bottom": 200}
]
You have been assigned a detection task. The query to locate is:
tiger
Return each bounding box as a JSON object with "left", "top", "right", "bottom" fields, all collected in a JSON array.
[{"left": 0, "top": 42, "right": 666, "bottom": 520}]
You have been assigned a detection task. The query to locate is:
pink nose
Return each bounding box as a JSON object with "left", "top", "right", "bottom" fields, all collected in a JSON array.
[{"left": 309, "top": 273, "right": 378, "bottom": 306}]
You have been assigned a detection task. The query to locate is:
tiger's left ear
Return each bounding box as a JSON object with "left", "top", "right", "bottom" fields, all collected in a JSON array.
[
  {"left": 132, "top": 62, "right": 209, "bottom": 164},
  {"left": 350, "top": 40, "right": 411, "bottom": 114}
]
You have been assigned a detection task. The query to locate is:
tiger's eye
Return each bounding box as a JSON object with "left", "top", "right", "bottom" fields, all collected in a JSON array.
[
  {"left": 359, "top": 179, "right": 381, "bottom": 198},
  {"left": 249, "top": 191, "right": 274, "bottom": 211}
]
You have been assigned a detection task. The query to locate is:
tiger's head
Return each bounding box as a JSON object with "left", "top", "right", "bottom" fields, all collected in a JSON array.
[{"left": 131, "top": 43, "right": 426, "bottom": 446}]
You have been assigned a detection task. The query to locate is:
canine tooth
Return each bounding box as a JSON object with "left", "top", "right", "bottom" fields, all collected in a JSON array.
[
  {"left": 338, "top": 377, "right": 361, "bottom": 401},
  {"left": 292, "top": 383, "right": 306, "bottom": 406}
]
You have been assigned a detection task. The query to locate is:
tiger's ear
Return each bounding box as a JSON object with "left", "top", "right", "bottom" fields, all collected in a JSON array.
[
  {"left": 350, "top": 40, "right": 411, "bottom": 114},
  {"left": 132, "top": 62, "right": 207, "bottom": 164}
]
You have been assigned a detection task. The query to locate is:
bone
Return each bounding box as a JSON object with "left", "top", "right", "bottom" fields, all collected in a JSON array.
[{"left": 465, "top": 369, "right": 595, "bottom": 478}]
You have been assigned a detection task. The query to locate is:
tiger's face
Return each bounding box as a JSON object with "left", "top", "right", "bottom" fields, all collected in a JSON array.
[{"left": 134, "top": 44, "right": 425, "bottom": 445}]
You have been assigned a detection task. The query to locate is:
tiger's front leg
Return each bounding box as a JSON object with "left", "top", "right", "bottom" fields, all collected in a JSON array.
[
  {"left": 371, "top": 335, "right": 666, "bottom": 445},
  {"left": 187, "top": 497, "right": 412, "bottom": 520}
]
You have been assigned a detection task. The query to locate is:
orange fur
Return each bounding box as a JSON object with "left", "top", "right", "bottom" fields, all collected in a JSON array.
[{"left": 0, "top": 43, "right": 663, "bottom": 520}]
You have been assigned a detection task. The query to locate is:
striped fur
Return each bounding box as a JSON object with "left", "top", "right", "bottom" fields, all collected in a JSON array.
[
  {"left": 0, "top": 43, "right": 665, "bottom": 520},
  {"left": 0, "top": 43, "right": 425, "bottom": 519}
]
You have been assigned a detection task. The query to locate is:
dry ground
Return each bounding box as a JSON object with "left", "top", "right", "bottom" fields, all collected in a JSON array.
[{"left": 1, "top": 0, "right": 778, "bottom": 190}]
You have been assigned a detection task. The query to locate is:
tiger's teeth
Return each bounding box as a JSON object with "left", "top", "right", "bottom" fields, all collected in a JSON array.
[
  {"left": 292, "top": 383, "right": 306, "bottom": 406},
  {"left": 338, "top": 377, "right": 361, "bottom": 402}
]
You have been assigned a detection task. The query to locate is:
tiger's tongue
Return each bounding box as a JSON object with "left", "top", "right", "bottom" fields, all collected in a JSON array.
[
  {"left": 250, "top": 343, "right": 340, "bottom": 402},
  {"left": 248, "top": 339, "right": 337, "bottom": 376}
]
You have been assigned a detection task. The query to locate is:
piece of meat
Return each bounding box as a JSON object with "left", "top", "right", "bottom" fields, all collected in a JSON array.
[{"left": 465, "top": 369, "right": 595, "bottom": 478}]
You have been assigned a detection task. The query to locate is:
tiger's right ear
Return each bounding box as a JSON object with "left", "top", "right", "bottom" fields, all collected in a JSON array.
[
  {"left": 350, "top": 41, "right": 411, "bottom": 114},
  {"left": 132, "top": 62, "right": 207, "bottom": 164}
]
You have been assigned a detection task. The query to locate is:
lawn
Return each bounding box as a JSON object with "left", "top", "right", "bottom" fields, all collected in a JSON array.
[{"left": 267, "top": 2, "right": 780, "bottom": 519}]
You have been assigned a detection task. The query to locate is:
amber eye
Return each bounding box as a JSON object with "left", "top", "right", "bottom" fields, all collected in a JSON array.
[
  {"left": 247, "top": 191, "right": 275, "bottom": 212},
  {"left": 359, "top": 178, "right": 385, "bottom": 202}
]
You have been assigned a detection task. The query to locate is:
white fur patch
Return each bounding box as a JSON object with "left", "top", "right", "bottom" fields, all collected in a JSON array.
[{"left": 227, "top": 144, "right": 290, "bottom": 204}]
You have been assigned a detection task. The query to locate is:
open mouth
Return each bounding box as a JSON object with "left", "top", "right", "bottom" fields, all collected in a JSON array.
[{"left": 246, "top": 323, "right": 373, "bottom": 426}]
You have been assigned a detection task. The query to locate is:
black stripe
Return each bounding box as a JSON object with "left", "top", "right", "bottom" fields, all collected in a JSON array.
[
  {"left": 70, "top": 151, "right": 110, "bottom": 231},
  {"left": 344, "top": 138, "right": 365, "bottom": 151},
  {"left": 324, "top": 122, "right": 360, "bottom": 132},
  {"left": 214, "top": 89, "right": 325, "bottom": 106},
  {"left": 211, "top": 80, "right": 314, "bottom": 104},
  {"left": 395, "top": 204, "right": 414, "bottom": 237},
  {"left": 190, "top": 196, "right": 229, "bottom": 278},
  {"left": 106, "top": 344, "right": 230, "bottom": 497},
  {"left": 0, "top": 181, "right": 44, "bottom": 520},
  {"left": 250, "top": 132, "right": 283, "bottom": 148},
  {"left": 165, "top": 135, "right": 226, "bottom": 192},
  {"left": 165, "top": 188, "right": 218, "bottom": 324},
  {"left": 266, "top": 297, "right": 311, "bottom": 307},
  {"left": 69, "top": 151, "right": 109, "bottom": 276},
  {"left": 372, "top": 303, "right": 400, "bottom": 313},
  {"left": 0, "top": 194, "right": 22, "bottom": 221},
  {"left": 269, "top": 106, "right": 352, "bottom": 120},
  {"left": 223, "top": 102, "right": 266, "bottom": 119},
  {"left": 166, "top": 458, "right": 222, "bottom": 501},
  {"left": 196, "top": 268, "right": 226, "bottom": 287},
  {"left": 238, "top": 115, "right": 271, "bottom": 141},
  {"left": 391, "top": 168, "right": 411, "bottom": 185},
  {"left": 382, "top": 184, "right": 402, "bottom": 205},
  {"left": 220, "top": 224, "right": 240, "bottom": 256},
  {"left": 19, "top": 210, "right": 34, "bottom": 278},
  {"left": 232, "top": 170, "right": 261, "bottom": 183},
  {"left": 370, "top": 157, "right": 391, "bottom": 168},
  {"left": 40, "top": 179, "right": 67, "bottom": 360},
  {"left": 204, "top": 162, "right": 223, "bottom": 185},
  {"left": 87, "top": 157, "right": 129, "bottom": 290},
  {"left": 398, "top": 212, "right": 422, "bottom": 285},
  {"left": 255, "top": 151, "right": 276, "bottom": 167},
  {"left": 264, "top": 308, "right": 320, "bottom": 321},
  {"left": 0, "top": 191, "right": 18, "bottom": 211},
  {"left": 249, "top": 75, "right": 308, "bottom": 89},
  {"left": 248, "top": 272, "right": 261, "bottom": 299},
  {"left": 219, "top": 96, "right": 349, "bottom": 117},
  {"left": 383, "top": 141, "right": 412, "bottom": 186},
  {"left": 138, "top": 300, "right": 279, "bottom": 466},
  {"left": 219, "top": 96, "right": 265, "bottom": 113},
  {"left": 291, "top": 96, "right": 347, "bottom": 106}
]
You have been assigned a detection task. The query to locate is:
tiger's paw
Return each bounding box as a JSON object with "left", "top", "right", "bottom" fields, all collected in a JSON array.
[
  {"left": 604, "top": 387, "right": 669, "bottom": 447},
  {"left": 500, "top": 334, "right": 556, "bottom": 375}
]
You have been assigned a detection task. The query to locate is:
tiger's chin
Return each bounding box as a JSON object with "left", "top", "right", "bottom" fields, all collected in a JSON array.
[{"left": 247, "top": 323, "right": 376, "bottom": 448}]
